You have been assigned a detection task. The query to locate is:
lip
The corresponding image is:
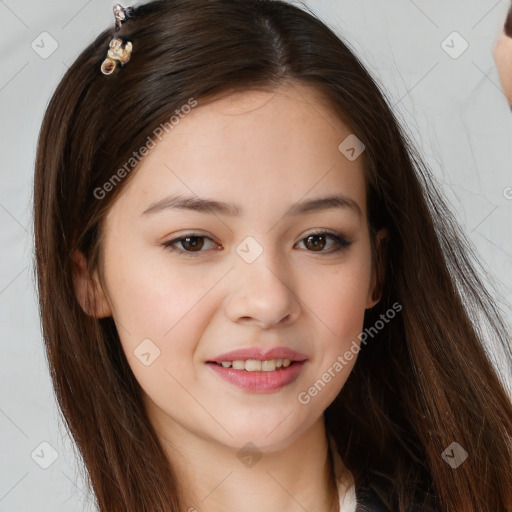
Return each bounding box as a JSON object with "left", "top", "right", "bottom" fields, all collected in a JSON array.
[
  {"left": 207, "top": 346, "right": 308, "bottom": 364},
  {"left": 207, "top": 360, "right": 306, "bottom": 393}
]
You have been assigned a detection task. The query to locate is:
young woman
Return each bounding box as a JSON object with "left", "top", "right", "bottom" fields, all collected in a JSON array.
[{"left": 33, "top": 1, "right": 512, "bottom": 511}]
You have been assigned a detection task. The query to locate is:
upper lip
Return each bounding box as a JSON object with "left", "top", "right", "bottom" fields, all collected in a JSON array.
[{"left": 207, "top": 346, "right": 308, "bottom": 363}]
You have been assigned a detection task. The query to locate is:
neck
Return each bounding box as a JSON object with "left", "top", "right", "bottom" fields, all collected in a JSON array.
[{"left": 150, "top": 412, "right": 341, "bottom": 512}]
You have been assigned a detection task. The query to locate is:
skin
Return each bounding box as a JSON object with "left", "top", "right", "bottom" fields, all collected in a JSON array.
[
  {"left": 493, "top": 20, "right": 512, "bottom": 106},
  {"left": 73, "top": 83, "right": 386, "bottom": 512}
]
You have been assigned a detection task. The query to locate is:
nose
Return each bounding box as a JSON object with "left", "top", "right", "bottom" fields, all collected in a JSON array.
[{"left": 223, "top": 246, "right": 301, "bottom": 329}]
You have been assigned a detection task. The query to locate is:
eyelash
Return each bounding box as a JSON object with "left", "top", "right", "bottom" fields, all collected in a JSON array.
[{"left": 161, "top": 230, "right": 352, "bottom": 257}]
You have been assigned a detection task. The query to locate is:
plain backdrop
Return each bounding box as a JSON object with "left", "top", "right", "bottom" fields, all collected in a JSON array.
[{"left": 1, "top": 0, "right": 511, "bottom": 510}]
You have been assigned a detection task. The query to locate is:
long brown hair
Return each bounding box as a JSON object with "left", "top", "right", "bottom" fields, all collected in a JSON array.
[{"left": 33, "top": 1, "right": 512, "bottom": 511}]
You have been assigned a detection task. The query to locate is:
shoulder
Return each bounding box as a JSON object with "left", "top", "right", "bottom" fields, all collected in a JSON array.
[{"left": 328, "top": 431, "right": 439, "bottom": 512}]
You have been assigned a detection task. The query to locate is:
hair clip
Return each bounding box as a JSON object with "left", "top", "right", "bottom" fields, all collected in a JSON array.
[
  {"left": 101, "top": 38, "right": 133, "bottom": 75},
  {"left": 113, "top": 4, "right": 134, "bottom": 31},
  {"left": 100, "top": 4, "right": 134, "bottom": 75}
]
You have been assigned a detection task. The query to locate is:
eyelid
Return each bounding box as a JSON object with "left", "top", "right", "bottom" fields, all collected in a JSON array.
[
  {"left": 161, "top": 229, "right": 352, "bottom": 256},
  {"left": 297, "top": 229, "right": 352, "bottom": 252},
  {"left": 162, "top": 232, "right": 220, "bottom": 255}
]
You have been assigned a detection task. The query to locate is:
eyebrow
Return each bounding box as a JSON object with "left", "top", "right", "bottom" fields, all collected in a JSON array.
[{"left": 141, "top": 193, "right": 362, "bottom": 218}]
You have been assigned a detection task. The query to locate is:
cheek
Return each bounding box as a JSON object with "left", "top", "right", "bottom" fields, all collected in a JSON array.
[
  {"left": 102, "top": 243, "right": 218, "bottom": 365},
  {"left": 293, "top": 254, "right": 372, "bottom": 408},
  {"left": 102, "top": 250, "right": 223, "bottom": 412},
  {"left": 304, "top": 252, "right": 372, "bottom": 341},
  {"left": 318, "top": 272, "right": 368, "bottom": 334}
]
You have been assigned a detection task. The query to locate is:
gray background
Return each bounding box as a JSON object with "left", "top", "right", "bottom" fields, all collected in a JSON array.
[{"left": 1, "top": 0, "right": 511, "bottom": 510}]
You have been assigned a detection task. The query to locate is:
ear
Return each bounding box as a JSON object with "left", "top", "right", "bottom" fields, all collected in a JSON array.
[
  {"left": 72, "top": 249, "right": 112, "bottom": 318},
  {"left": 366, "top": 228, "right": 389, "bottom": 309}
]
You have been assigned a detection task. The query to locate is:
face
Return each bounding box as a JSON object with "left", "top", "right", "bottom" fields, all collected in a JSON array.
[
  {"left": 79, "top": 84, "right": 382, "bottom": 451},
  {"left": 494, "top": 7, "right": 512, "bottom": 106}
]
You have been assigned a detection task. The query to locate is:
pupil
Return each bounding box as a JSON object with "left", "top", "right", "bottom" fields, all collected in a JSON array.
[
  {"left": 307, "top": 234, "right": 325, "bottom": 251},
  {"left": 184, "top": 236, "right": 203, "bottom": 251}
]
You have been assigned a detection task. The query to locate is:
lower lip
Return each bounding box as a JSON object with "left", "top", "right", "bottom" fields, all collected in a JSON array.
[{"left": 206, "top": 361, "right": 306, "bottom": 393}]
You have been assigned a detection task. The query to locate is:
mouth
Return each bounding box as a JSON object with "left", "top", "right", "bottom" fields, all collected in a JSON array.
[
  {"left": 206, "top": 359, "right": 306, "bottom": 393},
  {"left": 206, "top": 358, "right": 299, "bottom": 372}
]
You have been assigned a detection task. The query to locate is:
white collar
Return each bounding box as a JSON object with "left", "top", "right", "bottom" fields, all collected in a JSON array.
[{"left": 327, "top": 432, "right": 357, "bottom": 512}]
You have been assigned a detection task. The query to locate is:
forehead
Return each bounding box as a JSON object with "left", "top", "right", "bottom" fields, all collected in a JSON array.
[
  {"left": 193, "top": 83, "right": 352, "bottom": 147},
  {"left": 106, "top": 83, "right": 367, "bottom": 222}
]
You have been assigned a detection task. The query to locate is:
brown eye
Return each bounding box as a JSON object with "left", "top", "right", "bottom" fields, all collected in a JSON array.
[
  {"left": 304, "top": 234, "right": 328, "bottom": 251},
  {"left": 297, "top": 231, "right": 351, "bottom": 253},
  {"left": 179, "top": 236, "right": 205, "bottom": 251},
  {"left": 163, "top": 234, "right": 219, "bottom": 255}
]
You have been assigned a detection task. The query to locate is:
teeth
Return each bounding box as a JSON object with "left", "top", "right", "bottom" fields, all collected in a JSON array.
[
  {"left": 218, "top": 358, "right": 293, "bottom": 371},
  {"left": 232, "top": 360, "right": 246, "bottom": 370},
  {"left": 261, "top": 359, "right": 276, "bottom": 371}
]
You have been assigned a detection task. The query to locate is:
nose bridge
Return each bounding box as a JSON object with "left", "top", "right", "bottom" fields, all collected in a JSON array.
[{"left": 224, "top": 235, "right": 301, "bottom": 327}]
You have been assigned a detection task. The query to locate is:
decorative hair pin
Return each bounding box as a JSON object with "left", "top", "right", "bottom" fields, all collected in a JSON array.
[
  {"left": 101, "top": 4, "right": 134, "bottom": 76},
  {"left": 113, "top": 3, "right": 134, "bottom": 30}
]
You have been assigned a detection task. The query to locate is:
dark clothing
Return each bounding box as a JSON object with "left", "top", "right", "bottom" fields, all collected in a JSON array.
[
  {"left": 354, "top": 478, "right": 439, "bottom": 511},
  {"left": 354, "top": 481, "right": 388, "bottom": 512}
]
